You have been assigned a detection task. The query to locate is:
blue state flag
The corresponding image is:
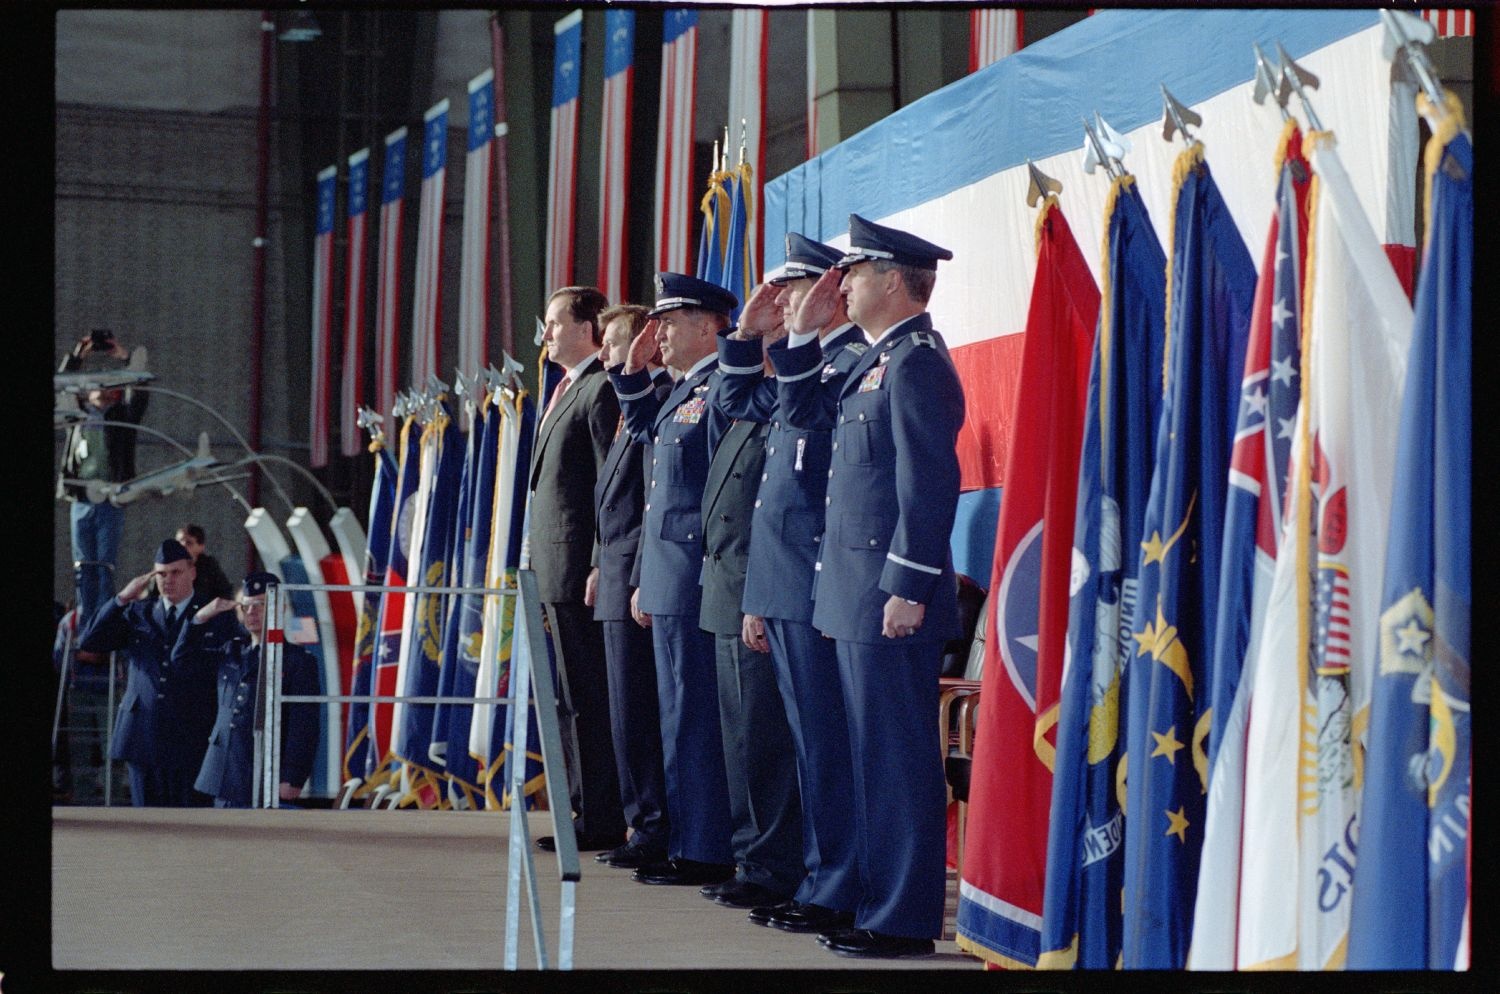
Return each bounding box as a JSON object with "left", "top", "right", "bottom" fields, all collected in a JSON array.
[
  {"left": 1347, "top": 123, "right": 1471, "bottom": 971},
  {"left": 276, "top": 554, "right": 329, "bottom": 795},
  {"left": 721, "top": 163, "right": 753, "bottom": 322},
  {"left": 1119, "top": 144, "right": 1255, "bottom": 968},
  {"left": 1039, "top": 175, "right": 1165, "bottom": 969},
  {"left": 697, "top": 170, "right": 728, "bottom": 284},
  {"left": 344, "top": 445, "right": 396, "bottom": 782}
]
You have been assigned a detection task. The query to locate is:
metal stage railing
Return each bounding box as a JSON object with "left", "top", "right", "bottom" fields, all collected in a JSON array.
[{"left": 259, "top": 572, "right": 577, "bottom": 969}]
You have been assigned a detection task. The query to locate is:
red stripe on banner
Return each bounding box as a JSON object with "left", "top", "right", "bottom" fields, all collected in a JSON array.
[
  {"left": 341, "top": 212, "right": 367, "bottom": 457},
  {"left": 951, "top": 333, "right": 1025, "bottom": 491},
  {"left": 376, "top": 201, "right": 403, "bottom": 430},
  {"left": 1384, "top": 243, "right": 1416, "bottom": 301}
]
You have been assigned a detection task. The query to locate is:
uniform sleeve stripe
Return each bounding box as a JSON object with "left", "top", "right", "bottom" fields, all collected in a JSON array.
[
  {"left": 719, "top": 361, "right": 763, "bottom": 375},
  {"left": 776, "top": 364, "right": 822, "bottom": 383},
  {"left": 887, "top": 552, "right": 940, "bottom": 575},
  {"left": 616, "top": 384, "right": 654, "bottom": 401}
]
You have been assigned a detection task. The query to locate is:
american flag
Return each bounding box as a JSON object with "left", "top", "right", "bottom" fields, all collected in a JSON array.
[
  {"left": 970, "top": 9, "right": 1021, "bottom": 72},
  {"left": 374, "top": 127, "right": 407, "bottom": 436},
  {"left": 727, "top": 8, "right": 767, "bottom": 280},
  {"left": 412, "top": 99, "right": 449, "bottom": 389},
  {"left": 459, "top": 69, "right": 494, "bottom": 382},
  {"left": 597, "top": 9, "right": 635, "bottom": 303},
  {"left": 1423, "top": 8, "right": 1474, "bottom": 36},
  {"left": 655, "top": 9, "right": 698, "bottom": 272},
  {"left": 546, "top": 9, "right": 583, "bottom": 292},
  {"left": 340, "top": 148, "right": 370, "bottom": 458},
  {"left": 309, "top": 164, "right": 337, "bottom": 468}
]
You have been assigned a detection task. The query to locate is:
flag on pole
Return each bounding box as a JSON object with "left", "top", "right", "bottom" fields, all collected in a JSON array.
[
  {"left": 344, "top": 442, "right": 396, "bottom": 782},
  {"left": 1038, "top": 174, "right": 1166, "bottom": 969},
  {"left": 340, "top": 149, "right": 370, "bottom": 458},
  {"left": 412, "top": 100, "right": 449, "bottom": 388},
  {"left": 389, "top": 410, "right": 440, "bottom": 769},
  {"left": 368, "top": 415, "right": 421, "bottom": 781},
  {"left": 374, "top": 127, "right": 407, "bottom": 436},
  {"left": 1187, "top": 121, "right": 1311, "bottom": 970},
  {"left": 471, "top": 394, "right": 521, "bottom": 803},
  {"left": 654, "top": 9, "right": 699, "bottom": 273},
  {"left": 458, "top": 71, "right": 494, "bottom": 382},
  {"left": 720, "top": 158, "right": 754, "bottom": 323},
  {"left": 727, "top": 8, "right": 767, "bottom": 277},
  {"left": 957, "top": 196, "right": 1098, "bottom": 969},
  {"left": 309, "top": 164, "right": 337, "bottom": 468},
  {"left": 1120, "top": 142, "right": 1255, "bottom": 968},
  {"left": 546, "top": 10, "right": 583, "bottom": 293},
  {"left": 970, "top": 9, "right": 1022, "bottom": 72},
  {"left": 696, "top": 165, "right": 729, "bottom": 284},
  {"left": 1346, "top": 102, "right": 1471, "bottom": 971},
  {"left": 494, "top": 390, "right": 543, "bottom": 807},
  {"left": 597, "top": 9, "right": 635, "bottom": 304}
]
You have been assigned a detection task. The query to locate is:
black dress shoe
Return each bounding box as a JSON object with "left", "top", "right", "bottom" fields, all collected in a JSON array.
[
  {"left": 816, "top": 926, "right": 863, "bottom": 946},
  {"left": 768, "top": 902, "right": 856, "bottom": 934},
  {"left": 537, "top": 833, "right": 622, "bottom": 853},
  {"left": 747, "top": 899, "right": 800, "bottom": 926},
  {"left": 709, "top": 879, "right": 792, "bottom": 909},
  {"left": 699, "top": 878, "right": 737, "bottom": 899},
  {"left": 632, "top": 858, "right": 736, "bottom": 886},
  {"left": 824, "top": 929, "right": 934, "bottom": 959},
  {"left": 605, "top": 844, "right": 666, "bottom": 869}
]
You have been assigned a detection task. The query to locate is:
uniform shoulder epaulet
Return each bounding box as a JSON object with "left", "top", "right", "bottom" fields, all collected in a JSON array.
[
  {"left": 844, "top": 341, "right": 869, "bottom": 356},
  {"left": 909, "top": 332, "right": 937, "bottom": 349}
]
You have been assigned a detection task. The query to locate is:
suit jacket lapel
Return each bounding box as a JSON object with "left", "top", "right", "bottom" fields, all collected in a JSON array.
[{"left": 702, "top": 420, "right": 755, "bottom": 515}]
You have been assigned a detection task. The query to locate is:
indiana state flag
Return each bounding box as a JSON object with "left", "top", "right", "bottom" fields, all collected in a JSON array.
[
  {"left": 1120, "top": 141, "right": 1254, "bottom": 969},
  {"left": 958, "top": 195, "right": 1098, "bottom": 969},
  {"left": 1039, "top": 174, "right": 1165, "bottom": 969},
  {"left": 720, "top": 159, "right": 754, "bottom": 323},
  {"left": 1347, "top": 101, "right": 1470, "bottom": 971},
  {"left": 344, "top": 442, "right": 396, "bottom": 783},
  {"left": 394, "top": 401, "right": 463, "bottom": 806},
  {"left": 1188, "top": 120, "right": 1311, "bottom": 969}
]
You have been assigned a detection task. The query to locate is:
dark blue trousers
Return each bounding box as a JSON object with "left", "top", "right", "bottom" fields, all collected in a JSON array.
[
  {"left": 837, "top": 638, "right": 947, "bottom": 939},
  {"left": 602, "top": 618, "right": 670, "bottom": 853},
  {"left": 127, "top": 761, "right": 209, "bottom": 808},
  {"left": 714, "top": 633, "right": 803, "bottom": 894},
  {"left": 651, "top": 614, "right": 733, "bottom": 865},
  {"left": 765, "top": 616, "right": 861, "bottom": 911}
]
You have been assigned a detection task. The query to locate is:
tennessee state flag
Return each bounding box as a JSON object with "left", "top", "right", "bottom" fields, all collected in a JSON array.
[
  {"left": 369, "top": 414, "right": 421, "bottom": 779},
  {"left": 343, "top": 440, "right": 396, "bottom": 783},
  {"left": 957, "top": 196, "right": 1098, "bottom": 968}
]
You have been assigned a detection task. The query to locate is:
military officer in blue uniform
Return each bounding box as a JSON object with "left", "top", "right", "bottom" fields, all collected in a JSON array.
[
  {"left": 588, "top": 303, "right": 673, "bottom": 869},
  {"left": 79, "top": 538, "right": 221, "bottom": 806},
  {"left": 605, "top": 273, "right": 737, "bottom": 887},
  {"left": 714, "top": 233, "right": 867, "bottom": 935},
  {"left": 770, "top": 215, "right": 965, "bottom": 958},
  {"left": 178, "top": 572, "right": 320, "bottom": 807}
]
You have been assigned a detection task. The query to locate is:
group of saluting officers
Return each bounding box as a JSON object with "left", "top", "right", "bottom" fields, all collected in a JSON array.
[{"left": 532, "top": 213, "right": 963, "bottom": 959}]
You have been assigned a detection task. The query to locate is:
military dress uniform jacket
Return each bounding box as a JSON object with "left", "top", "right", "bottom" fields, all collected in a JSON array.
[
  {"left": 608, "top": 359, "right": 728, "bottom": 616},
  {"left": 592, "top": 374, "right": 672, "bottom": 622},
  {"left": 79, "top": 593, "right": 221, "bottom": 769},
  {"left": 769, "top": 313, "right": 966, "bottom": 645},
  {"left": 528, "top": 361, "right": 621, "bottom": 604},
  {"left": 720, "top": 325, "right": 868, "bottom": 623},
  {"left": 698, "top": 418, "right": 771, "bottom": 636},
  {"left": 177, "top": 626, "right": 320, "bottom": 806}
]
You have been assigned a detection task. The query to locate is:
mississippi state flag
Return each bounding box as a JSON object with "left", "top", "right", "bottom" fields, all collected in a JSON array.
[
  {"left": 309, "top": 164, "right": 337, "bottom": 468},
  {"left": 655, "top": 9, "right": 698, "bottom": 272},
  {"left": 375, "top": 127, "right": 407, "bottom": 436},
  {"left": 372, "top": 415, "right": 422, "bottom": 771},
  {"left": 412, "top": 100, "right": 449, "bottom": 388},
  {"left": 458, "top": 70, "right": 494, "bottom": 382},
  {"left": 341, "top": 148, "right": 370, "bottom": 458},
  {"left": 597, "top": 9, "right": 635, "bottom": 303},
  {"left": 546, "top": 9, "right": 583, "bottom": 292}
]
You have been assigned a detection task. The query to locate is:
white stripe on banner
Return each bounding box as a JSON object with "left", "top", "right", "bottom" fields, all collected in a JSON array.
[
  {"left": 971, "top": 9, "right": 1020, "bottom": 72},
  {"left": 309, "top": 163, "right": 337, "bottom": 468},
  {"left": 655, "top": 11, "right": 698, "bottom": 273},
  {"left": 1423, "top": 8, "right": 1474, "bottom": 37},
  {"left": 546, "top": 99, "right": 578, "bottom": 290},
  {"left": 341, "top": 148, "right": 370, "bottom": 458},
  {"left": 598, "top": 9, "right": 635, "bottom": 303},
  {"left": 727, "top": 9, "right": 767, "bottom": 277},
  {"left": 375, "top": 127, "right": 406, "bottom": 438},
  {"left": 460, "top": 69, "right": 494, "bottom": 383},
  {"left": 806, "top": 11, "right": 818, "bottom": 159},
  {"left": 413, "top": 99, "right": 449, "bottom": 389}
]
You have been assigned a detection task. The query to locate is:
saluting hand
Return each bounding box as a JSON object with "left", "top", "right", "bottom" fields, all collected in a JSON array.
[
  {"left": 623, "top": 320, "right": 659, "bottom": 375},
  {"left": 791, "top": 268, "right": 842, "bottom": 336},
  {"left": 734, "top": 284, "right": 780, "bottom": 340},
  {"left": 194, "top": 597, "right": 238, "bottom": 625},
  {"left": 118, "top": 572, "right": 155, "bottom": 603}
]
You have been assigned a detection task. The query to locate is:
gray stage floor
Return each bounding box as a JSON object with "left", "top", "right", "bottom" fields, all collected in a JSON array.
[{"left": 53, "top": 806, "right": 976, "bottom": 971}]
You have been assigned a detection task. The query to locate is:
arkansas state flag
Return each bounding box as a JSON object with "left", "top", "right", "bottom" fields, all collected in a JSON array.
[
  {"left": 957, "top": 196, "right": 1098, "bottom": 968},
  {"left": 369, "top": 414, "right": 422, "bottom": 778}
]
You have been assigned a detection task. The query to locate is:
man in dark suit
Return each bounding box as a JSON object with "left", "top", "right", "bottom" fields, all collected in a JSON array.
[
  {"left": 176, "top": 572, "right": 319, "bottom": 808},
  {"left": 605, "top": 273, "right": 738, "bottom": 888},
  {"left": 78, "top": 538, "right": 222, "bottom": 807},
  {"left": 587, "top": 303, "right": 673, "bottom": 869},
  {"left": 529, "top": 285, "right": 626, "bottom": 852},
  {"left": 697, "top": 386, "right": 804, "bottom": 912},
  {"left": 772, "top": 215, "right": 965, "bottom": 958},
  {"left": 716, "top": 233, "right": 870, "bottom": 936}
]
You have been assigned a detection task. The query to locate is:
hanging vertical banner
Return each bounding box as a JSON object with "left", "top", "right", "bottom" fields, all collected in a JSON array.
[
  {"left": 970, "top": 9, "right": 1022, "bottom": 72},
  {"left": 805, "top": 12, "right": 818, "bottom": 159},
  {"left": 340, "top": 148, "right": 370, "bottom": 458},
  {"left": 654, "top": 8, "right": 698, "bottom": 273},
  {"left": 727, "top": 8, "right": 767, "bottom": 278},
  {"left": 597, "top": 9, "right": 635, "bottom": 303},
  {"left": 546, "top": 9, "right": 583, "bottom": 293},
  {"left": 412, "top": 99, "right": 449, "bottom": 389},
  {"left": 309, "top": 164, "right": 337, "bottom": 469},
  {"left": 458, "top": 70, "right": 495, "bottom": 383},
  {"left": 375, "top": 127, "right": 407, "bottom": 436},
  {"left": 1423, "top": 8, "right": 1474, "bottom": 36}
]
